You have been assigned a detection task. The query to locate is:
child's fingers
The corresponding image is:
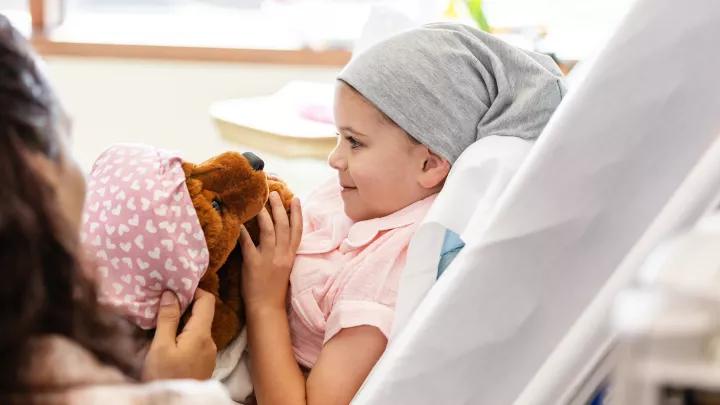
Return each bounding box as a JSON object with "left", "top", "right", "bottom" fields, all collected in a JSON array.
[
  {"left": 269, "top": 192, "right": 289, "bottom": 250},
  {"left": 289, "top": 198, "right": 303, "bottom": 252},
  {"left": 256, "top": 207, "right": 276, "bottom": 249},
  {"left": 238, "top": 225, "right": 258, "bottom": 257}
]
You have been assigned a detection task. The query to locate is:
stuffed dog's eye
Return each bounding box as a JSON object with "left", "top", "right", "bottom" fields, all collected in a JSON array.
[{"left": 212, "top": 199, "right": 222, "bottom": 214}]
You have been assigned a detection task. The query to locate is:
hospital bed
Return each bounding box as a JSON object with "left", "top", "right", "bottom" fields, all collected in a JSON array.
[{"left": 350, "top": 0, "right": 720, "bottom": 403}]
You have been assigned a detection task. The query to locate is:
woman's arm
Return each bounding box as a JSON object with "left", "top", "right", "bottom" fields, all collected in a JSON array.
[{"left": 240, "top": 193, "right": 387, "bottom": 405}]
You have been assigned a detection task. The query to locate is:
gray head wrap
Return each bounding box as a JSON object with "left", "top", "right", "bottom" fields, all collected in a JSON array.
[{"left": 338, "top": 22, "right": 567, "bottom": 164}]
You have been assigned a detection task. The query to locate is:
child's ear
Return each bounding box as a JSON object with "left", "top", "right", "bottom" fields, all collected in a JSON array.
[{"left": 419, "top": 151, "right": 450, "bottom": 189}]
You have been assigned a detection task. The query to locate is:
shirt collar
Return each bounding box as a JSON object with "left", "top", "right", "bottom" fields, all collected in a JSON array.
[{"left": 297, "top": 191, "right": 437, "bottom": 255}]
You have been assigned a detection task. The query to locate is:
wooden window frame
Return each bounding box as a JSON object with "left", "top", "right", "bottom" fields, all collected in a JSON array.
[{"left": 25, "top": 0, "right": 352, "bottom": 67}]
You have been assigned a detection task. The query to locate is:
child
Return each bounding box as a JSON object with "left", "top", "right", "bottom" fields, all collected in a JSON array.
[{"left": 238, "top": 22, "right": 566, "bottom": 405}]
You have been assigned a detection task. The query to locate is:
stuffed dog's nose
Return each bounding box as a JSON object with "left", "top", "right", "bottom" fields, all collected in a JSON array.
[{"left": 242, "top": 152, "right": 264, "bottom": 171}]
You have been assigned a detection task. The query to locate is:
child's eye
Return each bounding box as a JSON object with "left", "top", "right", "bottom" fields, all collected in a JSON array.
[{"left": 345, "top": 136, "right": 363, "bottom": 149}]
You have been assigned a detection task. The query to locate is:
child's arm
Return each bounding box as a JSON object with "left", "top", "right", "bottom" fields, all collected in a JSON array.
[
  {"left": 247, "top": 306, "right": 386, "bottom": 405},
  {"left": 307, "top": 326, "right": 387, "bottom": 404},
  {"left": 241, "top": 193, "right": 387, "bottom": 405}
]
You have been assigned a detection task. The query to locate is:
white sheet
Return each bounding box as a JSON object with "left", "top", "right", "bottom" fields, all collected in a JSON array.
[
  {"left": 213, "top": 327, "right": 253, "bottom": 404},
  {"left": 392, "top": 135, "right": 534, "bottom": 336},
  {"left": 353, "top": 0, "right": 720, "bottom": 403}
]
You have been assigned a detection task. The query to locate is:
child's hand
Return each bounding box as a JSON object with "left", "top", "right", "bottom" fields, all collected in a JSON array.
[{"left": 239, "top": 191, "right": 303, "bottom": 313}]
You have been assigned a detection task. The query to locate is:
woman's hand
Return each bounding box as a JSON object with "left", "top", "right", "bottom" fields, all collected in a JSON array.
[
  {"left": 240, "top": 191, "right": 303, "bottom": 313},
  {"left": 142, "top": 289, "right": 217, "bottom": 381}
]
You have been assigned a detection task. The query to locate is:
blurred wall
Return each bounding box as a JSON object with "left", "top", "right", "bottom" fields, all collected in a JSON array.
[{"left": 45, "top": 57, "right": 339, "bottom": 195}]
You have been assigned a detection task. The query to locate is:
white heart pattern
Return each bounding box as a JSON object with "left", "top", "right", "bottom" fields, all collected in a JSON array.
[
  {"left": 134, "top": 235, "right": 144, "bottom": 249},
  {"left": 161, "top": 239, "right": 174, "bottom": 252},
  {"left": 83, "top": 145, "right": 211, "bottom": 330},
  {"left": 112, "top": 283, "right": 123, "bottom": 294},
  {"left": 153, "top": 189, "right": 167, "bottom": 201},
  {"left": 154, "top": 205, "right": 168, "bottom": 216},
  {"left": 148, "top": 248, "right": 161, "bottom": 260},
  {"left": 165, "top": 259, "right": 177, "bottom": 271}
]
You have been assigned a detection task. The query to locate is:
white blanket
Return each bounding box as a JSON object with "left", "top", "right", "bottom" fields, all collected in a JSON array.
[{"left": 213, "top": 327, "right": 253, "bottom": 404}]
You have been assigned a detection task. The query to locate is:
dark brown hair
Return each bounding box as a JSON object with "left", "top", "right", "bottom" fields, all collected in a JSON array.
[{"left": 0, "top": 15, "right": 141, "bottom": 396}]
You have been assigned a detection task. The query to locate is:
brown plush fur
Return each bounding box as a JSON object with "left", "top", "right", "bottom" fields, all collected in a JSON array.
[{"left": 180, "top": 153, "right": 294, "bottom": 351}]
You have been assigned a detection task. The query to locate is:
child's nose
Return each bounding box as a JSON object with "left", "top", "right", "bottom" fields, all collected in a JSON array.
[
  {"left": 328, "top": 146, "right": 346, "bottom": 171},
  {"left": 242, "top": 152, "right": 265, "bottom": 171}
]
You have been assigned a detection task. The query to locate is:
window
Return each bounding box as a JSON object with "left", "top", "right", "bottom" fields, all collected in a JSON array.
[
  {"left": 0, "top": 0, "right": 30, "bottom": 35},
  {"left": 1, "top": 0, "right": 634, "bottom": 67}
]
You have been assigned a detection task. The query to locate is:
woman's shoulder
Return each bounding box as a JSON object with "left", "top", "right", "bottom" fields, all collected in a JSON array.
[{"left": 20, "top": 336, "right": 235, "bottom": 405}]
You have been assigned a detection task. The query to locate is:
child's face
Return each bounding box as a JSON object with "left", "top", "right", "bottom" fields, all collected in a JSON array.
[{"left": 330, "top": 82, "right": 448, "bottom": 222}]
